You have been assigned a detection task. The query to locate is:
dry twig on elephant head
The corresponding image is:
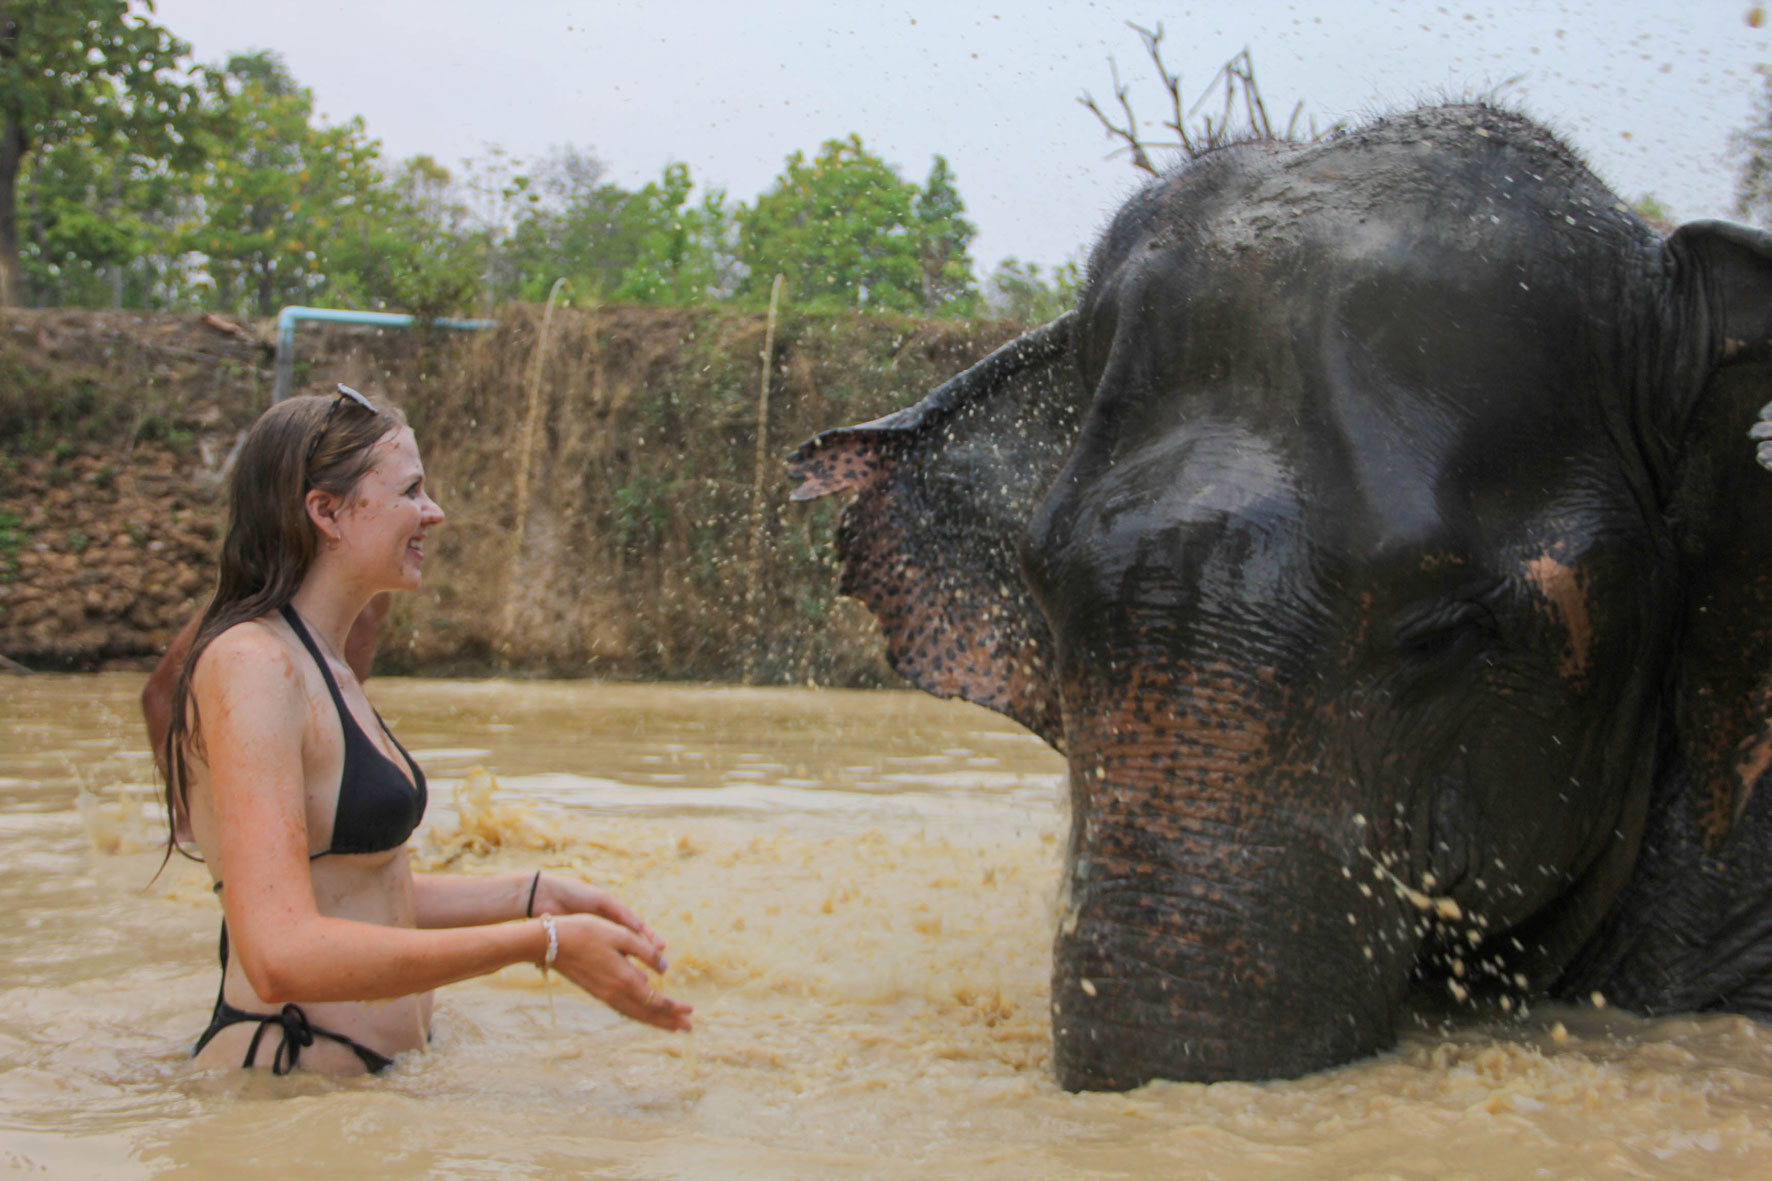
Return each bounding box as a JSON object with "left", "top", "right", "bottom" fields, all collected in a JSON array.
[{"left": 1080, "top": 22, "right": 1344, "bottom": 175}]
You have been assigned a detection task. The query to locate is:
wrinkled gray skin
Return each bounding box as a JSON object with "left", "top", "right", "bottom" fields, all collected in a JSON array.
[{"left": 790, "top": 104, "right": 1772, "bottom": 1091}]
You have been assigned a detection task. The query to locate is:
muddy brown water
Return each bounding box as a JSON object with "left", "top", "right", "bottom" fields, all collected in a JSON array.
[{"left": 3, "top": 673, "right": 1770, "bottom": 1178}]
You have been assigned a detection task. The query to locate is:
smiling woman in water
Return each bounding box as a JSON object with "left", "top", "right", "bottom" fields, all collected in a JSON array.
[{"left": 158, "top": 385, "right": 691, "bottom": 1075}]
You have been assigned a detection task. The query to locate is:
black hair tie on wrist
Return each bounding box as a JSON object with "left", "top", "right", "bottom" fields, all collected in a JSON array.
[{"left": 525, "top": 871, "right": 542, "bottom": 919}]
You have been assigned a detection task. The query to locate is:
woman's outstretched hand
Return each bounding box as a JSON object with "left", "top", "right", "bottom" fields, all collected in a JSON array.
[
  {"left": 531, "top": 875, "right": 690, "bottom": 1032},
  {"left": 533, "top": 875, "right": 666, "bottom": 957},
  {"left": 550, "top": 912, "right": 694, "bottom": 1032}
]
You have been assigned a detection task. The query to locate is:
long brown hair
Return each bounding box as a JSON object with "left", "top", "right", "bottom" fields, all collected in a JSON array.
[{"left": 161, "top": 391, "right": 406, "bottom": 855}]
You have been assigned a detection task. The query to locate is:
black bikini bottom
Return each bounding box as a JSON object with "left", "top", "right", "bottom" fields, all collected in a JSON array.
[
  {"left": 193, "top": 996, "right": 396, "bottom": 1075},
  {"left": 193, "top": 920, "right": 394, "bottom": 1075}
]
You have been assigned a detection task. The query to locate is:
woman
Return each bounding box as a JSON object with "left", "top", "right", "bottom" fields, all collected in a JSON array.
[{"left": 162, "top": 385, "right": 691, "bottom": 1075}]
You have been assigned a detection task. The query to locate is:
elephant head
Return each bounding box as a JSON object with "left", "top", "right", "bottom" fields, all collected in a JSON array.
[{"left": 790, "top": 104, "right": 1772, "bottom": 1090}]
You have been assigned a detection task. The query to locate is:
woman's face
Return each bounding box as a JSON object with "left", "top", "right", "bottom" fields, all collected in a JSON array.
[{"left": 337, "top": 427, "right": 445, "bottom": 592}]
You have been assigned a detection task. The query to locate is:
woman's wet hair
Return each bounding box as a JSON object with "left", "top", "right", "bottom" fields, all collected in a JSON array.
[{"left": 160, "top": 390, "right": 407, "bottom": 857}]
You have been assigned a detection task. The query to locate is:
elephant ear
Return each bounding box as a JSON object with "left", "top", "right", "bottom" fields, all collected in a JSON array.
[
  {"left": 788, "top": 313, "right": 1086, "bottom": 750},
  {"left": 1662, "top": 221, "right": 1772, "bottom": 850}
]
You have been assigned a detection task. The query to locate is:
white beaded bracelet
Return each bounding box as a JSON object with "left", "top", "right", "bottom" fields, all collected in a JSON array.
[{"left": 539, "top": 913, "right": 558, "bottom": 970}]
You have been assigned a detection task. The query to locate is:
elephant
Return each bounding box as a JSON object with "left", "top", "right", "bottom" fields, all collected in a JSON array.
[{"left": 788, "top": 104, "right": 1772, "bottom": 1091}]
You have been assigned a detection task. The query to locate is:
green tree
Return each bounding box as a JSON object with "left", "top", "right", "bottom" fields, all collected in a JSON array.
[
  {"left": 607, "top": 164, "right": 739, "bottom": 304},
  {"left": 983, "top": 257, "right": 1080, "bottom": 323},
  {"left": 503, "top": 150, "right": 735, "bottom": 305},
  {"left": 912, "top": 155, "right": 977, "bottom": 314},
  {"left": 321, "top": 153, "right": 481, "bottom": 318},
  {"left": 19, "top": 131, "right": 170, "bottom": 306},
  {"left": 188, "top": 50, "right": 384, "bottom": 317},
  {"left": 0, "top": 0, "right": 197, "bottom": 305},
  {"left": 738, "top": 135, "right": 928, "bottom": 313}
]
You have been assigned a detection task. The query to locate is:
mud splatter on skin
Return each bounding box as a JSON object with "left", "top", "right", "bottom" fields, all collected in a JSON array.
[{"left": 1523, "top": 555, "right": 1593, "bottom": 682}]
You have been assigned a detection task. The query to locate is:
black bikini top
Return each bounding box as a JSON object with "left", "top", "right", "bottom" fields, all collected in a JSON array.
[{"left": 281, "top": 604, "right": 427, "bottom": 857}]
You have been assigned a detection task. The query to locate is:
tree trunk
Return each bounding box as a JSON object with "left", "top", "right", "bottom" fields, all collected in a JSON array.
[{"left": 0, "top": 117, "right": 26, "bottom": 307}]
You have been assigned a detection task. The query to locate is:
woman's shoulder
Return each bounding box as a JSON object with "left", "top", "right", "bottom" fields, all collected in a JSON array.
[{"left": 192, "top": 614, "right": 305, "bottom": 699}]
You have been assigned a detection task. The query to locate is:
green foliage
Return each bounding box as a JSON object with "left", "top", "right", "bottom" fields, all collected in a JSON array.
[
  {"left": 323, "top": 153, "right": 481, "bottom": 318},
  {"left": 19, "top": 128, "right": 196, "bottom": 307},
  {"left": 0, "top": 0, "right": 199, "bottom": 305},
  {"left": 984, "top": 257, "right": 1080, "bottom": 322},
  {"left": 739, "top": 135, "right": 969, "bottom": 314},
  {"left": 612, "top": 469, "right": 674, "bottom": 549},
  {"left": 187, "top": 51, "right": 386, "bottom": 317},
  {"left": 4, "top": 14, "right": 1079, "bottom": 326},
  {"left": 912, "top": 156, "right": 978, "bottom": 315},
  {"left": 501, "top": 150, "right": 738, "bottom": 306},
  {"left": 609, "top": 165, "right": 740, "bottom": 304}
]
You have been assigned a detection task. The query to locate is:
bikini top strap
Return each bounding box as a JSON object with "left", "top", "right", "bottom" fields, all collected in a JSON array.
[
  {"left": 277, "top": 603, "right": 423, "bottom": 853},
  {"left": 280, "top": 603, "right": 411, "bottom": 767},
  {"left": 279, "top": 603, "right": 350, "bottom": 717}
]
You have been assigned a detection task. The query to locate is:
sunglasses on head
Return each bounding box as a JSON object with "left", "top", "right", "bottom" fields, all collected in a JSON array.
[{"left": 305, "top": 383, "right": 378, "bottom": 476}]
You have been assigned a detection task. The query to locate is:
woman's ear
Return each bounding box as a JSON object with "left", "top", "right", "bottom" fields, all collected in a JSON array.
[{"left": 305, "top": 487, "right": 345, "bottom": 546}]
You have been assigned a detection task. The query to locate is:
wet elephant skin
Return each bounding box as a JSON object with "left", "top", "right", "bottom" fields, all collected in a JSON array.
[{"left": 791, "top": 104, "right": 1772, "bottom": 1090}]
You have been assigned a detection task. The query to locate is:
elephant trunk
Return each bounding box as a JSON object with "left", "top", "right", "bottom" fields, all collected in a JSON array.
[{"left": 1051, "top": 697, "right": 1414, "bottom": 1091}]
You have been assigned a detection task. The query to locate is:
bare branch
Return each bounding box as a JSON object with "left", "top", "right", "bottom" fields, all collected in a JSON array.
[
  {"left": 1130, "top": 22, "right": 1192, "bottom": 157},
  {"left": 1078, "top": 55, "right": 1160, "bottom": 176},
  {"left": 1285, "top": 100, "right": 1306, "bottom": 142},
  {"left": 1233, "top": 52, "right": 1276, "bottom": 140},
  {"left": 1083, "top": 30, "right": 1340, "bottom": 174},
  {"left": 1108, "top": 58, "right": 1158, "bottom": 175}
]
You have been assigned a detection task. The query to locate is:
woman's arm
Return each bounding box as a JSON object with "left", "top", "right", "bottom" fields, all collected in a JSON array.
[
  {"left": 410, "top": 871, "right": 535, "bottom": 928},
  {"left": 198, "top": 629, "right": 690, "bottom": 1030},
  {"left": 413, "top": 871, "right": 665, "bottom": 954}
]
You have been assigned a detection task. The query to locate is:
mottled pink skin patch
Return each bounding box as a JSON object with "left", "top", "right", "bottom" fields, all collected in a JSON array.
[
  {"left": 1729, "top": 678, "right": 1772, "bottom": 839},
  {"left": 787, "top": 432, "right": 1064, "bottom": 746},
  {"left": 1525, "top": 555, "right": 1593, "bottom": 681},
  {"left": 787, "top": 433, "right": 892, "bottom": 502}
]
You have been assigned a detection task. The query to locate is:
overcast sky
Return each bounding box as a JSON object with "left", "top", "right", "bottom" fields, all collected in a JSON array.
[{"left": 150, "top": 0, "right": 1772, "bottom": 275}]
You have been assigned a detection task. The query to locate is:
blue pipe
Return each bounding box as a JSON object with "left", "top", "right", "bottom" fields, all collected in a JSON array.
[{"left": 273, "top": 306, "right": 496, "bottom": 402}]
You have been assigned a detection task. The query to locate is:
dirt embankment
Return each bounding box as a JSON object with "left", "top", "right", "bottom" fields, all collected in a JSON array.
[{"left": 0, "top": 305, "right": 1027, "bottom": 682}]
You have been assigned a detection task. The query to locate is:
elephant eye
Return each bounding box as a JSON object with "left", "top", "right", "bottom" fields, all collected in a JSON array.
[{"left": 1390, "top": 599, "right": 1501, "bottom": 662}]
